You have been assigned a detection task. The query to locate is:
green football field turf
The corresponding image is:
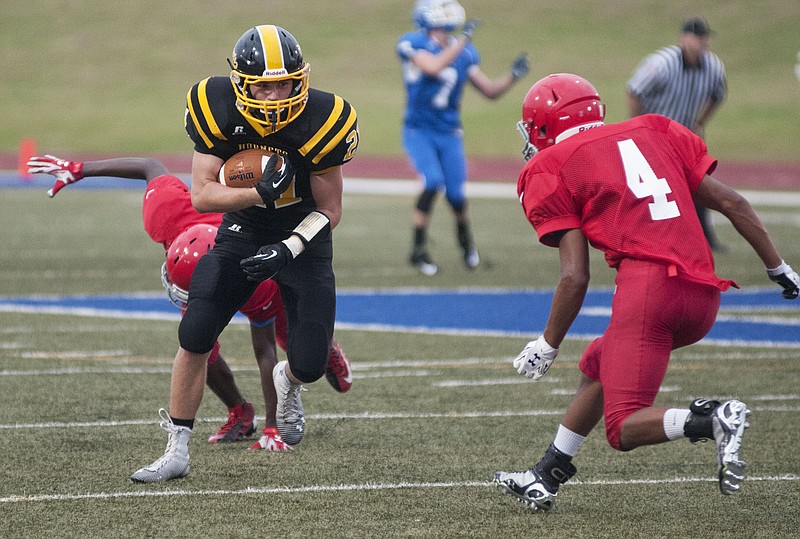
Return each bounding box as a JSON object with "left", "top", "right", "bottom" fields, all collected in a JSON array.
[{"left": 1, "top": 188, "right": 798, "bottom": 537}]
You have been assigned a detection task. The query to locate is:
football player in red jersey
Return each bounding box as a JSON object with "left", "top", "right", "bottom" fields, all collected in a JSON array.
[
  {"left": 27, "top": 155, "right": 353, "bottom": 456},
  {"left": 122, "top": 24, "right": 359, "bottom": 482},
  {"left": 494, "top": 73, "right": 799, "bottom": 511}
]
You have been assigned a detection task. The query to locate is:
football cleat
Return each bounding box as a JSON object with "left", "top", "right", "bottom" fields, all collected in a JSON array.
[
  {"left": 713, "top": 399, "right": 751, "bottom": 495},
  {"left": 410, "top": 250, "right": 438, "bottom": 276},
  {"left": 462, "top": 247, "right": 480, "bottom": 270},
  {"left": 273, "top": 361, "right": 305, "bottom": 446},
  {"left": 249, "top": 427, "right": 293, "bottom": 452},
  {"left": 325, "top": 337, "right": 353, "bottom": 393},
  {"left": 208, "top": 402, "right": 257, "bottom": 444},
  {"left": 685, "top": 398, "right": 722, "bottom": 443},
  {"left": 494, "top": 468, "right": 558, "bottom": 512},
  {"left": 131, "top": 408, "right": 191, "bottom": 483}
]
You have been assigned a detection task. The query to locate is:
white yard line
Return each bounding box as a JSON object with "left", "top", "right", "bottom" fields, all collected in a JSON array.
[
  {"left": 1, "top": 403, "right": 796, "bottom": 431},
  {"left": 1, "top": 475, "right": 797, "bottom": 505}
]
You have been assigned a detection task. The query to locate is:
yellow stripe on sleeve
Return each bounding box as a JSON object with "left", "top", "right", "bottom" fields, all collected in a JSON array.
[
  {"left": 186, "top": 82, "right": 213, "bottom": 149},
  {"left": 197, "top": 79, "right": 226, "bottom": 142},
  {"left": 312, "top": 105, "right": 357, "bottom": 165},
  {"left": 299, "top": 96, "right": 344, "bottom": 157}
]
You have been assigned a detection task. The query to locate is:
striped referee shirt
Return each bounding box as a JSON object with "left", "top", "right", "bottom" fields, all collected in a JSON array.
[{"left": 626, "top": 45, "right": 727, "bottom": 128}]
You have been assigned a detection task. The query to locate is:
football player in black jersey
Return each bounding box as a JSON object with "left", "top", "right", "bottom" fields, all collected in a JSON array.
[{"left": 132, "top": 24, "right": 359, "bottom": 483}]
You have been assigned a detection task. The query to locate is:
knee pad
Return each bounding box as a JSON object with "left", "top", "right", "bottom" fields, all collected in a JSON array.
[
  {"left": 286, "top": 320, "right": 330, "bottom": 383},
  {"left": 415, "top": 189, "right": 438, "bottom": 214},
  {"left": 178, "top": 304, "right": 219, "bottom": 355}
]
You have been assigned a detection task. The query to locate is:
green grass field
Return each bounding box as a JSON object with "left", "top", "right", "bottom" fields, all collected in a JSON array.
[
  {"left": 2, "top": 0, "right": 799, "bottom": 161},
  {"left": 1, "top": 1, "right": 799, "bottom": 536},
  {"left": 1, "top": 187, "right": 798, "bottom": 538}
]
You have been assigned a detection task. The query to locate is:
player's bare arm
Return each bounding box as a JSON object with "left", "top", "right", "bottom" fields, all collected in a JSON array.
[
  {"left": 309, "top": 165, "right": 344, "bottom": 229},
  {"left": 468, "top": 67, "right": 514, "bottom": 99},
  {"left": 694, "top": 175, "right": 782, "bottom": 269},
  {"left": 81, "top": 158, "right": 169, "bottom": 181},
  {"left": 190, "top": 151, "right": 263, "bottom": 213},
  {"left": 410, "top": 32, "right": 469, "bottom": 76},
  {"left": 544, "top": 228, "right": 590, "bottom": 348}
]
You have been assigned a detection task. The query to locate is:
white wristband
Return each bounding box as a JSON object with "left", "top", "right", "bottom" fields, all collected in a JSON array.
[
  {"left": 281, "top": 235, "right": 304, "bottom": 259},
  {"left": 767, "top": 260, "right": 790, "bottom": 277},
  {"left": 293, "top": 211, "right": 330, "bottom": 245}
]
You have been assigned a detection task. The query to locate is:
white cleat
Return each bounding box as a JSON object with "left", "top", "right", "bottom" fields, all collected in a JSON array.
[
  {"left": 713, "top": 399, "right": 751, "bottom": 495},
  {"left": 273, "top": 361, "right": 305, "bottom": 446},
  {"left": 131, "top": 408, "right": 191, "bottom": 483}
]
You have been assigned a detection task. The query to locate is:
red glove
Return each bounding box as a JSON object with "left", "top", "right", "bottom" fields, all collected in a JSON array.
[{"left": 26, "top": 155, "right": 85, "bottom": 197}]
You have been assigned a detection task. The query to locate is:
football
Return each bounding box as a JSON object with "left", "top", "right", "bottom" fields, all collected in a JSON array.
[{"left": 218, "top": 149, "right": 282, "bottom": 188}]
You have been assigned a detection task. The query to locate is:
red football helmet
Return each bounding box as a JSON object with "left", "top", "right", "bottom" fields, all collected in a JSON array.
[
  {"left": 517, "top": 73, "right": 605, "bottom": 160},
  {"left": 160, "top": 224, "right": 217, "bottom": 309}
]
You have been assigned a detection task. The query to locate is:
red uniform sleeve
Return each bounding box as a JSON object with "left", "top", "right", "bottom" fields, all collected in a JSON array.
[
  {"left": 518, "top": 163, "right": 581, "bottom": 248},
  {"left": 141, "top": 175, "right": 224, "bottom": 249}
]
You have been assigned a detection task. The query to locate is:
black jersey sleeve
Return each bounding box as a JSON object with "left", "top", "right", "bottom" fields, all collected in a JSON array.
[
  {"left": 184, "top": 77, "right": 240, "bottom": 156},
  {"left": 295, "top": 89, "right": 359, "bottom": 173}
]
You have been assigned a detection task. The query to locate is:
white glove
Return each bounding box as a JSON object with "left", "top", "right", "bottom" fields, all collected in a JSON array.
[
  {"left": 767, "top": 260, "right": 799, "bottom": 300},
  {"left": 513, "top": 335, "right": 558, "bottom": 380}
]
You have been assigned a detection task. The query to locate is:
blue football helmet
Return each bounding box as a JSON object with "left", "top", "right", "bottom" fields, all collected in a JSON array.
[{"left": 412, "top": 0, "right": 466, "bottom": 31}]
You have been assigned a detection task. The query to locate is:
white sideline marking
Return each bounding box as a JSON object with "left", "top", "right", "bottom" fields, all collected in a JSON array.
[
  {"left": 1, "top": 475, "right": 797, "bottom": 504},
  {"left": 1, "top": 404, "right": 797, "bottom": 430},
  {"left": 20, "top": 350, "right": 131, "bottom": 359},
  {"left": 434, "top": 377, "right": 564, "bottom": 387},
  {"left": 0, "top": 410, "right": 565, "bottom": 430}
]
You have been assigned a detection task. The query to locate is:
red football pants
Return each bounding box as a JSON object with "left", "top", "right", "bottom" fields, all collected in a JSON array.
[{"left": 579, "top": 259, "right": 721, "bottom": 450}]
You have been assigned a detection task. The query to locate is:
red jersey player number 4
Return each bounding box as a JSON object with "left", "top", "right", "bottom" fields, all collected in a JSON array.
[{"left": 495, "top": 72, "right": 798, "bottom": 514}]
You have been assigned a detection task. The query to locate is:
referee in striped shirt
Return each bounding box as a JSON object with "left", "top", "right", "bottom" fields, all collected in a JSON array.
[{"left": 626, "top": 16, "right": 728, "bottom": 252}]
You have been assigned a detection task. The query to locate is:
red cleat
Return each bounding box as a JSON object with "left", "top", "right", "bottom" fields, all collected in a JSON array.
[
  {"left": 325, "top": 337, "right": 353, "bottom": 393},
  {"left": 208, "top": 402, "right": 257, "bottom": 444}
]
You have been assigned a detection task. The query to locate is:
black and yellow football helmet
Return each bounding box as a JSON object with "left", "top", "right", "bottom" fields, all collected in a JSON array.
[{"left": 228, "top": 25, "right": 310, "bottom": 133}]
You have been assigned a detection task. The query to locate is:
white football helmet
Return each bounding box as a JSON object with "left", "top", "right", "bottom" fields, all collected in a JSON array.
[{"left": 412, "top": 0, "right": 466, "bottom": 31}]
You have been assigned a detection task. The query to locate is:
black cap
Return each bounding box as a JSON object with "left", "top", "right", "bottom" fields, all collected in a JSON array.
[{"left": 682, "top": 16, "right": 712, "bottom": 36}]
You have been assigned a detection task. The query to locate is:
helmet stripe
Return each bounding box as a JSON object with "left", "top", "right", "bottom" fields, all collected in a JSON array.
[{"left": 257, "top": 24, "right": 285, "bottom": 72}]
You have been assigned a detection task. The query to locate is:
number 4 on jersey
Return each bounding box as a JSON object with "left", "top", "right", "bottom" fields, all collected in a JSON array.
[{"left": 618, "top": 139, "right": 680, "bottom": 221}]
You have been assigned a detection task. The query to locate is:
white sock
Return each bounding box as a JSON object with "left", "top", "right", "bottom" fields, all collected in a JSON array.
[
  {"left": 553, "top": 425, "right": 586, "bottom": 457},
  {"left": 663, "top": 408, "right": 691, "bottom": 440}
]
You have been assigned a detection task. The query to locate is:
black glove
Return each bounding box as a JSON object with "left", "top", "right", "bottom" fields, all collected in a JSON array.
[
  {"left": 511, "top": 53, "right": 530, "bottom": 81},
  {"left": 254, "top": 154, "right": 296, "bottom": 204},
  {"left": 462, "top": 19, "right": 481, "bottom": 40},
  {"left": 240, "top": 242, "right": 293, "bottom": 282},
  {"left": 767, "top": 261, "right": 800, "bottom": 300}
]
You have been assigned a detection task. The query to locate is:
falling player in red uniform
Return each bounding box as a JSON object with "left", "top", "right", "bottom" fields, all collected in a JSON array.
[
  {"left": 494, "top": 73, "right": 799, "bottom": 511},
  {"left": 27, "top": 154, "right": 353, "bottom": 454}
]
